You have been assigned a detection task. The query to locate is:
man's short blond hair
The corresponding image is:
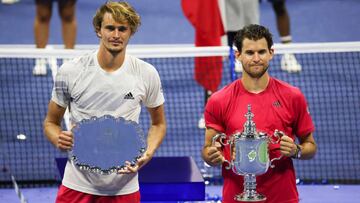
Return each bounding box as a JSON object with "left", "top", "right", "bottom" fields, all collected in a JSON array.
[{"left": 93, "top": 1, "right": 141, "bottom": 35}]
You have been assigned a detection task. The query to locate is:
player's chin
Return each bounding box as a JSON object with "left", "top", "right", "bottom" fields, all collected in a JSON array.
[{"left": 108, "top": 47, "right": 124, "bottom": 54}]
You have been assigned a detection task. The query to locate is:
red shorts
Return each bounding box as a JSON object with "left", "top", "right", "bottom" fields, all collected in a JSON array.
[{"left": 55, "top": 184, "right": 141, "bottom": 203}]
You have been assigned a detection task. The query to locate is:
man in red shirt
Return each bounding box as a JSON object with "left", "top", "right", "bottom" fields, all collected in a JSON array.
[{"left": 202, "top": 24, "right": 317, "bottom": 203}]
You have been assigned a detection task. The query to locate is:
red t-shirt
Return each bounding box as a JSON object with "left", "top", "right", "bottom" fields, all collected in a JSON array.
[{"left": 205, "top": 77, "right": 315, "bottom": 203}]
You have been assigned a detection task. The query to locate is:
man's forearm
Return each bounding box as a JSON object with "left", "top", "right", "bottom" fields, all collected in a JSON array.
[
  {"left": 146, "top": 123, "right": 166, "bottom": 156},
  {"left": 299, "top": 141, "right": 317, "bottom": 160},
  {"left": 43, "top": 101, "right": 67, "bottom": 148},
  {"left": 43, "top": 120, "right": 62, "bottom": 147},
  {"left": 202, "top": 146, "right": 213, "bottom": 166}
]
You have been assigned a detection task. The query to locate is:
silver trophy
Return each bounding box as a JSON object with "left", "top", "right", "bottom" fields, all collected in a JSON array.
[{"left": 212, "top": 105, "right": 283, "bottom": 202}]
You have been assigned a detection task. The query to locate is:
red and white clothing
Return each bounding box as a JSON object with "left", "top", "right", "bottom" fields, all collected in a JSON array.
[
  {"left": 205, "top": 77, "right": 315, "bottom": 203},
  {"left": 52, "top": 51, "right": 164, "bottom": 196},
  {"left": 56, "top": 185, "right": 140, "bottom": 203}
]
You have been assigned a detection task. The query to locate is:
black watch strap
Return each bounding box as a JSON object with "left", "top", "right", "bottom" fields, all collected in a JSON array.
[{"left": 292, "top": 144, "right": 302, "bottom": 159}]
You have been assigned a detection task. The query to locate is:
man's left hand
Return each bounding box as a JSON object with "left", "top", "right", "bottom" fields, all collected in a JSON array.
[
  {"left": 280, "top": 135, "right": 298, "bottom": 157},
  {"left": 117, "top": 151, "right": 153, "bottom": 174}
]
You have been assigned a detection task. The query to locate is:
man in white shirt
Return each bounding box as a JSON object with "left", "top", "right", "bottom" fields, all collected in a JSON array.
[{"left": 43, "top": 2, "right": 166, "bottom": 202}]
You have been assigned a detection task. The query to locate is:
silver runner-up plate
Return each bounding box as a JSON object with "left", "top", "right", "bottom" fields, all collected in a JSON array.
[{"left": 69, "top": 115, "right": 146, "bottom": 175}]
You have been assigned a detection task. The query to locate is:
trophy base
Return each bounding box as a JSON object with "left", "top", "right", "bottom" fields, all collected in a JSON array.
[{"left": 235, "top": 193, "right": 266, "bottom": 202}]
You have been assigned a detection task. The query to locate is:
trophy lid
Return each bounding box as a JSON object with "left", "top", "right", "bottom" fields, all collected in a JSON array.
[{"left": 242, "top": 104, "right": 257, "bottom": 138}]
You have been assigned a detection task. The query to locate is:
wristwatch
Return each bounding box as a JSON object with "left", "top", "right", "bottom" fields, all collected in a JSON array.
[{"left": 292, "top": 144, "right": 302, "bottom": 159}]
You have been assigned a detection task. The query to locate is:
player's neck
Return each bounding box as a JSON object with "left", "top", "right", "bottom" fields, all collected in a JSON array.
[
  {"left": 241, "top": 73, "right": 270, "bottom": 94},
  {"left": 97, "top": 46, "right": 126, "bottom": 72}
]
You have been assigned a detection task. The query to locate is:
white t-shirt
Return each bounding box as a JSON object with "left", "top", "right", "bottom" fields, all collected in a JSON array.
[{"left": 52, "top": 51, "right": 165, "bottom": 195}]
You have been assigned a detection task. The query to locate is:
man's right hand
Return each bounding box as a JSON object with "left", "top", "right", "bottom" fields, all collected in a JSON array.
[
  {"left": 57, "top": 131, "right": 73, "bottom": 151},
  {"left": 202, "top": 142, "right": 224, "bottom": 166}
]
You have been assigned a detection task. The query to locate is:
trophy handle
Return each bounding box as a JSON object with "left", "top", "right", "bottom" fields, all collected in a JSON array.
[
  {"left": 270, "top": 129, "right": 283, "bottom": 144},
  {"left": 212, "top": 133, "right": 232, "bottom": 170},
  {"left": 269, "top": 130, "right": 284, "bottom": 168}
]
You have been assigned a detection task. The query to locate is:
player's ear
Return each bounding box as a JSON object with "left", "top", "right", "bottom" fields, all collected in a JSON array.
[
  {"left": 269, "top": 48, "right": 274, "bottom": 59},
  {"left": 95, "top": 27, "right": 101, "bottom": 38},
  {"left": 269, "top": 48, "right": 274, "bottom": 55},
  {"left": 235, "top": 50, "right": 241, "bottom": 59},
  {"left": 96, "top": 32, "right": 101, "bottom": 38}
]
